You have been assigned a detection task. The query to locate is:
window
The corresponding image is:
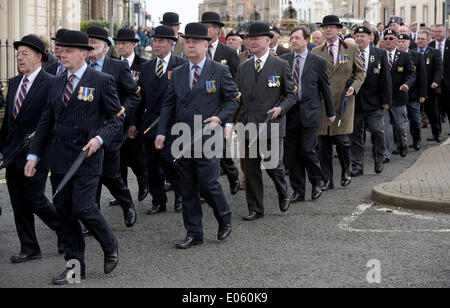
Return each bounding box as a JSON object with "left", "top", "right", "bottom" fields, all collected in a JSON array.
[
  {"left": 423, "top": 5, "right": 428, "bottom": 25},
  {"left": 400, "top": 7, "right": 405, "bottom": 19},
  {"left": 411, "top": 6, "right": 416, "bottom": 22}
]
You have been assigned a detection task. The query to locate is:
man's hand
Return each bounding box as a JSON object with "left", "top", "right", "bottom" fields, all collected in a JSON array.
[
  {"left": 431, "top": 82, "right": 439, "bottom": 89},
  {"left": 204, "top": 116, "right": 221, "bottom": 130},
  {"left": 82, "top": 138, "right": 101, "bottom": 158},
  {"left": 345, "top": 86, "right": 355, "bottom": 97},
  {"left": 383, "top": 104, "right": 390, "bottom": 110},
  {"left": 419, "top": 97, "right": 426, "bottom": 103},
  {"left": 24, "top": 160, "right": 37, "bottom": 178},
  {"left": 400, "top": 84, "right": 409, "bottom": 92},
  {"left": 224, "top": 125, "right": 233, "bottom": 140},
  {"left": 267, "top": 107, "right": 283, "bottom": 120},
  {"left": 327, "top": 117, "right": 335, "bottom": 126},
  {"left": 155, "top": 136, "right": 166, "bottom": 150},
  {"left": 128, "top": 126, "right": 137, "bottom": 139}
]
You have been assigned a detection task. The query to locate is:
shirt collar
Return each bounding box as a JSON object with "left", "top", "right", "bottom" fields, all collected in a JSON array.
[
  {"left": 91, "top": 56, "right": 105, "bottom": 68},
  {"left": 68, "top": 63, "right": 88, "bottom": 80},
  {"left": 23, "top": 66, "right": 42, "bottom": 84},
  {"left": 190, "top": 57, "right": 207, "bottom": 71},
  {"left": 255, "top": 49, "right": 271, "bottom": 64},
  {"left": 294, "top": 49, "right": 308, "bottom": 59},
  {"left": 158, "top": 52, "right": 172, "bottom": 64},
  {"left": 210, "top": 40, "right": 219, "bottom": 50},
  {"left": 363, "top": 45, "right": 370, "bottom": 54},
  {"left": 272, "top": 44, "right": 278, "bottom": 52},
  {"left": 122, "top": 53, "right": 135, "bottom": 67},
  {"left": 327, "top": 38, "right": 340, "bottom": 48}
]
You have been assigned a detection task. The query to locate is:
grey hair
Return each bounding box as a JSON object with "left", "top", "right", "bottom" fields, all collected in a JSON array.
[{"left": 418, "top": 30, "right": 430, "bottom": 39}]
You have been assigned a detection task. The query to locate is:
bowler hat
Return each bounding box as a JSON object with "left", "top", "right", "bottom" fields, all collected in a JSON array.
[
  {"left": 160, "top": 12, "right": 181, "bottom": 26},
  {"left": 181, "top": 23, "right": 211, "bottom": 41},
  {"left": 246, "top": 22, "right": 274, "bottom": 39},
  {"left": 14, "top": 35, "right": 48, "bottom": 62},
  {"left": 153, "top": 26, "right": 178, "bottom": 41},
  {"left": 321, "top": 15, "right": 343, "bottom": 28},
  {"left": 354, "top": 26, "right": 372, "bottom": 36},
  {"left": 114, "top": 28, "right": 139, "bottom": 42},
  {"left": 384, "top": 29, "right": 398, "bottom": 37},
  {"left": 86, "top": 26, "right": 112, "bottom": 46},
  {"left": 52, "top": 29, "right": 69, "bottom": 42},
  {"left": 55, "top": 30, "right": 94, "bottom": 51},
  {"left": 201, "top": 12, "right": 225, "bottom": 28}
]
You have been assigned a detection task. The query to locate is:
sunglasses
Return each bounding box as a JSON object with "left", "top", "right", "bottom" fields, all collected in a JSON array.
[{"left": 384, "top": 37, "right": 396, "bottom": 41}]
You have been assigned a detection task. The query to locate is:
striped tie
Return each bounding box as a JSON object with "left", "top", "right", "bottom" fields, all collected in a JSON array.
[
  {"left": 207, "top": 44, "right": 213, "bottom": 60},
  {"left": 64, "top": 75, "right": 76, "bottom": 106},
  {"left": 56, "top": 62, "right": 65, "bottom": 76},
  {"left": 13, "top": 78, "right": 29, "bottom": 119},
  {"left": 246, "top": 50, "right": 254, "bottom": 59},
  {"left": 328, "top": 44, "right": 334, "bottom": 65},
  {"left": 156, "top": 59, "right": 164, "bottom": 78},
  {"left": 255, "top": 59, "right": 262, "bottom": 73},
  {"left": 360, "top": 50, "right": 366, "bottom": 67},
  {"left": 192, "top": 65, "right": 200, "bottom": 88},
  {"left": 388, "top": 53, "right": 393, "bottom": 70},
  {"left": 90, "top": 62, "right": 97, "bottom": 70},
  {"left": 438, "top": 42, "right": 444, "bottom": 60},
  {"left": 293, "top": 55, "right": 301, "bottom": 87}
]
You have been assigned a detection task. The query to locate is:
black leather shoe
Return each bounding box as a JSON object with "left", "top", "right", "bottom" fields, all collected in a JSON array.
[
  {"left": 436, "top": 136, "right": 442, "bottom": 143},
  {"left": 279, "top": 198, "right": 290, "bottom": 212},
  {"left": 341, "top": 173, "right": 352, "bottom": 187},
  {"left": 122, "top": 204, "right": 137, "bottom": 228},
  {"left": 174, "top": 193, "right": 182, "bottom": 212},
  {"left": 383, "top": 158, "right": 390, "bottom": 164},
  {"left": 410, "top": 143, "right": 421, "bottom": 151},
  {"left": 321, "top": 181, "right": 335, "bottom": 191},
  {"left": 138, "top": 187, "right": 149, "bottom": 202},
  {"left": 351, "top": 169, "right": 364, "bottom": 177},
  {"left": 176, "top": 237, "right": 203, "bottom": 249},
  {"left": 57, "top": 236, "right": 65, "bottom": 255},
  {"left": 375, "top": 164, "right": 384, "bottom": 174},
  {"left": 230, "top": 180, "right": 240, "bottom": 195},
  {"left": 311, "top": 186, "right": 322, "bottom": 200},
  {"left": 400, "top": 146, "right": 407, "bottom": 157},
  {"left": 109, "top": 199, "right": 119, "bottom": 207},
  {"left": 290, "top": 192, "right": 305, "bottom": 203},
  {"left": 52, "top": 268, "right": 86, "bottom": 285},
  {"left": 243, "top": 212, "right": 264, "bottom": 221},
  {"left": 10, "top": 252, "right": 42, "bottom": 264},
  {"left": 147, "top": 204, "right": 167, "bottom": 215},
  {"left": 427, "top": 136, "right": 438, "bottom": 141},
  {"left": 104, "top": 239, "right": 119, "bottom": 274},
  {"left": 218, "top": 224, "right": 232, "bottom": 241},
  {"left": 392, "top": 148, "right": 401, "bottom": 155}
]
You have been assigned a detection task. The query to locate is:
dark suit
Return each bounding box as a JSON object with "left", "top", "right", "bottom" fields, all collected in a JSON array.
[
  {"left": 407, "top": 49, "right": 427, "bottom": 145},
  {"left": 119, "top": 53, "right": 148, "bottom": 193},
  {"left": 236, "top": 53, "right": 296, "bottom": 215},
  {"left": 157, "top": 58, "right": 240, "bottom": 239},
  {"left": 94, "top": 56, "right": 141, "bottom": 211},
  {"left": 429, "top": 39, "right": 450, "bottom": 122},
  {"left": 29, "top": 67, "right": 123, "bottom": 271},
  {"left": 351, "top": 46, "right": 392, "bottom": 171},
  {"left": 420, "top": 46, "right": 444, "bottom": 138},
  {"left": 281, "top": 51, "right": 335, "bottom": 197},
  {"left": 135, "top": 53, "right": 187, "bottom": 207},
  {"left": 45, "top": 61, "right": 62, "bottom": 76},
  {"left": 0, "top": 69, "right": 61, "bottom": 255}
]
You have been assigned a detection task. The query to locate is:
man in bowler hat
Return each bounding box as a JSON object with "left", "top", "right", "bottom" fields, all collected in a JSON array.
[{"left": 160, "top": 12, "right": 185, "bottom": 57}]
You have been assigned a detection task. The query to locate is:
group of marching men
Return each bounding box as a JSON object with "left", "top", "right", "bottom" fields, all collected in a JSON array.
[{"left": 0, "top": 11, "right": 449, "bottom": 284}]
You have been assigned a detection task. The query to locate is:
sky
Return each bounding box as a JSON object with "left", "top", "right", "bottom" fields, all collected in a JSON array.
[{"left": 147, "top": 0, "right": 204, "bottom": 31}]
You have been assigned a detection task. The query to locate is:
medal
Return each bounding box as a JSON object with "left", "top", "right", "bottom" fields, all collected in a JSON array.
[
  {"left": 78, "top": 87, "right": 84, "bottom": 100},
  {"left": 83, "top": 87, "right": 89, "bottom": 101}
]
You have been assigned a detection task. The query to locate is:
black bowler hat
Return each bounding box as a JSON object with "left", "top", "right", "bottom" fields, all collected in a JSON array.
[
  {"left": 14, "top": 35, "right": 48, "bottom": 62},
  {"left": 153, "top": 26, "right": 178, "bottom": 41},
  {"left": 226, "top": 30, "right": 243, "bottom": 40},
  {"left": 269, "top": 25, "right": 281, "bottom": 35},
  {"left": 201, "top": 12, "right": 225, "bottom": 28},
  {"left": 160, "top": 12, "right": 181, "bottom": 26},
  {"left": 86, "top": 26, "right": 111, "bottom": 46},
  {"left": 52, "top": 29, "right": 69, "bottom": 42},
  {"left": 398, "top": 34, "right": 410, "bottom": 40},
  {"left": 114, "top": 28, "right": 139, "bottom": 42},
  {"left": 321, "top": 15, "right": 343, "bottom": 28},
  {"left": 55, "top": 30, "right": 94, "bottom": 51},
  {"left": 181, "top": 23, "right": 211, "bottom": 41},
  {"left": 384, "top": 29, "right": 398, "bottom": 38},
  {"left": 354, "top": 26, "right": 372, "bottom": 36},
  {"left": 246, "top": 22, "right": 274, "bottom": 39}
]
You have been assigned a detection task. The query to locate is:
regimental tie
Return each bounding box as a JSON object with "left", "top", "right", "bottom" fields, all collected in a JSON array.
[
  {"left": 246, "top": 51, "right": 254, "bottom": 59},
  {"left": 360, "top": 50, "right": 366, "bottom": 67},
  {"left": 64, "top": 74, "right": 76, "bottom": 106},
  {"left": 13, "top": 78, "right": 29, "bottom": 119},
  {"left": 328, "top": 44, "right": 334, "bottom": 65},
  {"left": 207, "top": 44, "right": 213, "bottom": 60},
  {"left": 192, "top": 65, "right": 200, "bottom": 88},
  {"left": 255, "top": 59, "right": 262, "bottom": 73},
  {"left": 293, "top": 55, "right": 301, "bottom": 87},
  {"left": 156, "top": 59, "right": 164, "bottom": 78},
  {"left": 388, "top": 53, "right": 393, "bottom": 70},
  {"left": 56, "top": 62, "right": 65, "bottom": 76}
]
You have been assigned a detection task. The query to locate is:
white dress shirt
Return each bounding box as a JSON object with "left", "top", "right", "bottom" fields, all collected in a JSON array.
[
  {"left": 208, "top": 40, "right": 219, "bottom": 60},
  {"left": 14, "top": 66, "right": 42, "bottom": 104},
  {"left": 254, "top": 49, "right": 271, "bottom": 71},
  {"left": 122, "top": 53, "right": 136, "bottom": 68}
]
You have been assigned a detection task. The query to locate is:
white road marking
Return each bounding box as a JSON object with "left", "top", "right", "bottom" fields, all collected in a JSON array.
[
  {"left": 441, "top": 138, "right": 450, "bottom": 147},
  {"left": 338, "top": 203, "right": 450, "bottom": 233}
]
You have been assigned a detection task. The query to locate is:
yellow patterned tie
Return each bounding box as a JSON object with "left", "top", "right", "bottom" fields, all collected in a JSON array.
[
  {"left": 156, "top": 59, "right": 164, "bottom": 78},
  {"left": 255, "top": 59, "right": 262, "bottom": 73}
]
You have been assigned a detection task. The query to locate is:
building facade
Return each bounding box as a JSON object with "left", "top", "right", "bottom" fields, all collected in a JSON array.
[{"left": 395, "top": 0, "right": 446, "bottom": 26}]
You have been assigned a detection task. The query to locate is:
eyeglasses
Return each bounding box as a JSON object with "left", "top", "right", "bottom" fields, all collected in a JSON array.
[
  {"left": 15, "top": 51, "right": 34, "bottom": 57},
  {"left": 384, "top": 37, "right": 396, "bottom": 41}
]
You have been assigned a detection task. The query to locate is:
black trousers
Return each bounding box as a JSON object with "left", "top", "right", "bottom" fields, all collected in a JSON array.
[
  {"left": 425, "top": 93, "right": 442, "bottom": 137},
  {"left": 51, "top": 174, "right": 116, "bottom": 272},
  {"left": 6, "top": 167, "right": 60, "bottom": 255},
  {"left": 440, "top": 87, "right": 450, "bottom": 124},
  {"left": 177, "top": 157, "right": 231, "bottom": 239},
  {"left": 120, "top": 138, "right": 148, "bottom": 190},
  {"left": 143, "top": 139, "right": 168, "bottom": 206},
  {"left": 286, "top": 126, "right": 322, "bottom": 197},
  {"left": 96, "top": 141, "right": 133, "bottom": 208},
  {"left": 245, "top": 138, "right": 288, "bottom": 215},
  {"left": 319, "top": 134, "right": 351, "bottom": 182}
]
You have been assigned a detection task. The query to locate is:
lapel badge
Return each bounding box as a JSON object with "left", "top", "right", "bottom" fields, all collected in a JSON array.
[
  {"left": 398, "top": 66, "right": 404, "bottom": 73},
  {"left": 206, "top": 80, "right": 217, "bottom": 93},
  {"left": 131, "top": 70, "right": 140, "bottom": 81},
  {"left": 370, "top": 55, "right": 375, "bottom": 63},
  {"left": 426, "top": 58, "right": 431, "bottom": 65},
  {"left": 221, "top": 59, "right": 228, "bottom": 65},
  {"left": 168, "top": 71, "right": 173, "bottom": 80}
]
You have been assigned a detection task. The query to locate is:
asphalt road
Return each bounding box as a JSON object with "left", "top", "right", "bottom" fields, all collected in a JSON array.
[{"left": 0, "top": 130, "right": 449, "bottom": 288}]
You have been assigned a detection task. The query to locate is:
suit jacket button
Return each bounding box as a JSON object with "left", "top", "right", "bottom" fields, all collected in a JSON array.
[{"left": 73, "top": 140, "right": 77, "bottom": 144}]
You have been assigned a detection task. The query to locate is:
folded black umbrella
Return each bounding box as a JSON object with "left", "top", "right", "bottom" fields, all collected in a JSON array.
[
  {"left": 143, "top": 116, "right": 160, "bottom": 135},
  {"left": 338, "top": 79, "right": 354, "bottom": 128},
  {"left": 0, "top": 135, "right": 31, "bottom": 170},
  {"left": 51, "top": 150, "right": 89, "bottom": 199}
]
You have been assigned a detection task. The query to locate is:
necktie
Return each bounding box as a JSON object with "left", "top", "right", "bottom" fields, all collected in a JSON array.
[
  {"left": 90, "top": 62, "right": 97, "bottom": 70},
  {"left": 192, "top": 65, "right": 200, "bottom": 88},
  {"left": 388, "top": 53, "right": 393, "bottom": 69},
  {"left": 56, "top": 62, "right": 65, "bottom": 76},
  {"left": 255, "top": 59, "right": 262, "bottom": 73},
  {"left": 64, "top": 74, "right": 76, "bottom": 106},
  {"left": 328, "top": 44, "right": 334, "bottom": 65},
  {"left": 156, "top": 59, "right": 164, "bottom": 78},
  {"left": 207, "top": 44, "right": 213, "bottom": 60},
  {"left": 246, "top": 50, "right": 253, "bottom": 59},
  {"left": 13, "top": 78, "right": 29, "bottom": 119},
  {"left": 438, "top": 42, "right": 444, "bottom": 59},
  {"left": 360, "top": 50, "right": 366, "bottom": 67},
  {"left": 293, "top": 55, "right": 301, "bottom": 87}
]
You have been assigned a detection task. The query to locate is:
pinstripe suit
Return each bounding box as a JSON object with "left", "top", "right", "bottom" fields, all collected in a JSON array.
[
  {"left": 0, "top": 69, "right": 61, "bottom": 255},
  {"left": 29, "top": 66, "right": 123, "bottom": 271}
]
